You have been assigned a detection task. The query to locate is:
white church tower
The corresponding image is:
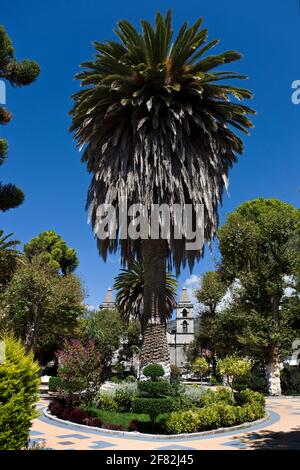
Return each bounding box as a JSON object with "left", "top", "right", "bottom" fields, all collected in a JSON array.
[
  {"left": 168, "top": 287, "right": 194, "bottom": 368},
  {"left": 100, "top": 288, "right": 115, "bottom": 310}
]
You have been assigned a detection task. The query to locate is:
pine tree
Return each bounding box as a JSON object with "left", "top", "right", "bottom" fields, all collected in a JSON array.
[{"left": 0, "top": 25, "right": 40, "bottom": 211}]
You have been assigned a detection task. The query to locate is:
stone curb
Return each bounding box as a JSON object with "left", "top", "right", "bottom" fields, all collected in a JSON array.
[{"left": 43, "top": 407, "right": 270, "bottom": 441}]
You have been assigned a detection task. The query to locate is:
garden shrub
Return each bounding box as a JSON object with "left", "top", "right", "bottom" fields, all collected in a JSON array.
[
  {"left": 172, "top": 393, "right": 195, "bottom": 411},
  {"left": 126, "top": 375, "right": 137, "bottom": 383},
  {"left": 280, "top": 365, "right": 300, "bottom": 395},
  {"left": 132, "top": 397, "right": 173, "bottom": 422},
  {"left": 137, "top": 380, "right": 172, "bottom": 397},
  {"left": 0, "top": 335, "right": 40, "bottom": 450},
  {"left": 143, "top": 363, "right": 164, "bottom": 380},
  {"left": 56, "top": 340, "right": 102, "bottom": 399},
  {"left": 198, "top": 387, "right": 233, "bottom": 407},
  {"left": 114, "top": 387, "right": 136, "bottom": 411},
  {"left": 111, "top": 376, "right": 122, "bottom": 384},
  {"left": 48, "top": 399, "right": 104, "bottom": 428},
  {"left": 209, "top": 376, "right": 223, "bottom": 386},
  {"left": 48, "top": 376, "right": 62, "bottom": 392},
  {"left": 102, "top": 422, "right": 126, "bottom": 431},
  {"left": 234, "top": 389, "right": 265, "bottom": 407},
  {"left": 97, "top": 392, "right": 118, "bottom": 411},
  {"left": 165, "top": 410, "right": 201, "bottom": 434},
  {"left": 234, "top": 365, "right": 268, "bottom": 394},
  {"left": 165, "top": 400, "right": 265, "bottom": 434}
]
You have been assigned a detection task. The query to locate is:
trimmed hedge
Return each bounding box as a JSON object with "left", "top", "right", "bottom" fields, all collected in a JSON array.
[
  {"left": 132, "top": 397, "right": 173, "bottom": 422},
  {"left": 166, "top": 388, "right": 265, "bottom": 434},
  {"left": 48, "top": 376, "right": 62, "bottom": 392},
  {"left": 143, "top": 364, "right": 164, "bottom": 380},
  {"left": 137, "top": 380, "right": 172, "bottom": 397},
  {"left": 165, "top": 399, "right": 265, "bottom": 434},
  {"left": 0, "top": 335, "right": 40, "bottom": 450}
]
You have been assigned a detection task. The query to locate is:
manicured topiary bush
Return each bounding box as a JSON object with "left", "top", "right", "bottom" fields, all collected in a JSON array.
[
  {"left": 0, "top": 335, "right": 40, "bottom": 450},
  {"left": 138, "top": 380, "right": 172, "bottom": 397},
  {"left": 143, "top": 363, "right": 164, "bottom": 380},
  {"left": 133, "top": 364, "right": 173, "bottom": 429}
]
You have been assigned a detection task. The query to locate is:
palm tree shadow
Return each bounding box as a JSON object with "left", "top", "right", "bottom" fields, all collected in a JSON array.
[{"left": 238, "top": 427, "right": 300, "bottom": 450}]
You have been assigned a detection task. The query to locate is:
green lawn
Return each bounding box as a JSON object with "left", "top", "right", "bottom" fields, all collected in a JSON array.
[{"left": 85, "top": 406, "right": 150, "bottom": 429}]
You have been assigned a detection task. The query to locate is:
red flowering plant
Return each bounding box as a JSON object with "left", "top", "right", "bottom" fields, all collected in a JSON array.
[{"left": 56, "top": 339, "right": 103, "bottom": 403}]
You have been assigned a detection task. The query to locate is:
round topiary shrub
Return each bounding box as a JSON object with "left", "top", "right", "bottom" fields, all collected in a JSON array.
[
  {"left": 0, "top": 335, "right": 40, "bottom": 450},
  {"left": 143, "top": 364, "right": 164, "bottom": 380}
]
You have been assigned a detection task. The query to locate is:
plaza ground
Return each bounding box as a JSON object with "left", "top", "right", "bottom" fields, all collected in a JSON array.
[{"left": 30, "top": 396, "right": 300, "bottom": 450}]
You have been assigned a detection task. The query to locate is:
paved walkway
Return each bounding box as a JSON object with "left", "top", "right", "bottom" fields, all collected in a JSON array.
[{"left": 30, "top": 397, "right": 300, "bottom": 450}]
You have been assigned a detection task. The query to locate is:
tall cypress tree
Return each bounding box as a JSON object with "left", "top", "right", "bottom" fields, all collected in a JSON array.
[{"left": 0, "top": 25, "right": 40, "bottom": 211}]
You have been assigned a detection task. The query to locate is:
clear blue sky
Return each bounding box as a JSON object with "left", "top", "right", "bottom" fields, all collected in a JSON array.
[{"left": 1, "top": 0, "right": 299, "bottom": 308}]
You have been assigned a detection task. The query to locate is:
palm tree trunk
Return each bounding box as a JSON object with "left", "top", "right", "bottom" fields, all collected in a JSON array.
[
  {"left": 266, "top": 295, "right": 282, "bottom": 396},
  {"left": 140, "top": 239, "right": 170, "bottom": 370}
]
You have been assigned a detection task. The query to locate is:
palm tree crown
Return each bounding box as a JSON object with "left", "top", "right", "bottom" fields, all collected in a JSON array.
[
  {"left": 113, "top": 259, "right": 177, "bottom": 329},
  {"left": 70, "top": 11, "right": 254, "bottom": 274}
]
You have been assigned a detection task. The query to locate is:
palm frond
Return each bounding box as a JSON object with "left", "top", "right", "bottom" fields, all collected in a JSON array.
[{"left": 70, "top": 10, "right": 255, "bottom": 275}]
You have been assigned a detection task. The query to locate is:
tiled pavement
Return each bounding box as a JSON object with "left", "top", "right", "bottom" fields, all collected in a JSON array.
[{"left": 30, "top": 397, "right": 300, "bottom": 450}]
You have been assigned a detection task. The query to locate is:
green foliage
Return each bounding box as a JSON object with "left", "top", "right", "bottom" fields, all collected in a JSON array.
[
  {"left": 234, "top": 389, "right": 265, "bottom": 407},
  {"left": 48, "top": 376, "right": 62, "bottom": 393},
  {"left": 0, "top": 25, "right": 39, "bottom": 212},
  {"left": 217, "top": 198, "right": 300, "bottom": 390},
  {"left": 217, "top": 356, "right": 251, "bottom": 390},
  {"left": 0, "top": 139, "right": 8, "bottom": 164},
  {"left": 0, "top": 334, "right": 40, "bottom": 450},
  {"left": 172, "top": 393, "right": 195, "bottom": 412},
  {"left": 165, "top": 399, "right": 265, "bottom": 434},
  {"left": 198, "top": 387, "right": 233, "bottom": 407},
  {"left": 280, "top": 365, "right": 300, "bottom": 395},
  {"left": 0, "top": 230, "right": 21, "bottom": 293},
  {"left": 233, "top": 364, "right": 268, "bottom": 394},
  {"left": 196, "top": 271, "right": 227, "bottom": 315},
  {"left": 24, "top": 231, "right": 79, "bottom": 275},
  {"left": 85, "top": 309, "right": 124, "bottom": 370},
  {"left": 114, "top": 387, "right": 136, "bottom": 411},
  {"left": 0, "top": 183, "right": 24, "bottom": 212},
  {"left": 126, "top": 375, "right": 137, "bottom": 383},
  {"left": 2, "top": 259, "right": 85, "bottom": 362},
  {"left": 137, "top": 379, "right": 172, "bottom": 397},
  {"left": 97, "top": 392, "right": 118, "bottom": 411},
  {"left": 192, "top": 357, "right": 209, "bottom": 379},
  {"left": 132, "top": 397, "right": 173, "bottom": 422},
  {"left": 143, "top": 363, "right": 165, "bottom": 380},
  {"left": 165, "top": 410, "right": 200, "bottom": 434},
  {"left": 209, "top": 376, "right": 223, "bottom": 386},
  {"left": 70, "top": 11, "right": 254, "bottom": 273},
  {"left": 57, "top": 339, "right": 103, "bottom": 398},
  {"left": 114, "top": 260, "right": 177, "bottom": 327}
]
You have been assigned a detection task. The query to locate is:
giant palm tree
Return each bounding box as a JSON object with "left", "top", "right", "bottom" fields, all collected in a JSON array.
[
  {"left": 70, "top": 11, "right": 254, "bottom": 368},
  {"left": 113, "top": 259, "right": 177, "bottom": 333}
]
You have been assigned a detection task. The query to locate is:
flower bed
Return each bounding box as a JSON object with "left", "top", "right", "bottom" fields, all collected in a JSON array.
[{"left": 48, "top": 387, "right": 265, "bottom": 435}]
